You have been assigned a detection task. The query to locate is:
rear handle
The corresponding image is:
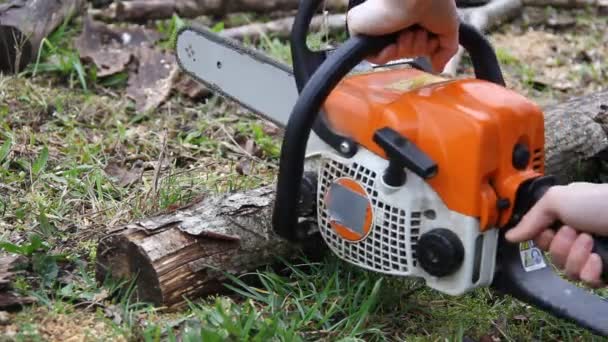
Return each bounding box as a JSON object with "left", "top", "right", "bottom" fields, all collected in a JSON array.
[
  {"left": 492, "top": 175, "right": 608, "bottom": 336},
  {"left": 531, "top": 178, "right": 608, "bottom": 282}
]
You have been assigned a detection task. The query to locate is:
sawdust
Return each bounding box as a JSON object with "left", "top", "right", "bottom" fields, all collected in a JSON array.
[{"left": 0, "top": 307, "right": 126, "bottom": 341}]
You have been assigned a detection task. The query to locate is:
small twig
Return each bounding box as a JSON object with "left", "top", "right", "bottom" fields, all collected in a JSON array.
[
  {"left": 152, "top": 129, "right": 168, "bottom": 195},
  {"left": 0, "top": 183, "right": 19, "bottom": 193},
  {"left": 220, "top": 13, "right": 346, "bottom": 41},
  {"left": 218, "top": 125, "right": 278, "bottom": 170}
]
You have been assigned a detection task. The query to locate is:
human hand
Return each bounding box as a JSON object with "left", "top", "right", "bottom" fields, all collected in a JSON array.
[
  {"left": 346, "top": 0, "right": 460, "bottom": 72},
  {"left": 505, "top": 182, "right": 608, "bottom": 287}
]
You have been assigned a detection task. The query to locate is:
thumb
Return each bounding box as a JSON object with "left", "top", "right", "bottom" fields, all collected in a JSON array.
[
  {"left": 347, "top": 0, "right": 416, "bottom": 36},
  {"left": 505, "top": 195, "right": 559, "bottom": 243}
]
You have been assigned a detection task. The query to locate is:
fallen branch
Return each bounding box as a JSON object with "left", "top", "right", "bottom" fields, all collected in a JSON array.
[
  {"left": 221, "top": 13, "right": 346, "bottom": 41},
  {"left": 443, "top": 0, "right": 523, "bottom": 76},
  {"left": 523, "top": 0, "right": 604, "bottom": 7},
  {"left": 95, "top": 89, "right": 608, "bottom": 309},
  {"left": 0, "top": 0, "right": 85, "bottom": 74},
  {"left": 93, "top": 0, "right": 349, "bottom": 22}
]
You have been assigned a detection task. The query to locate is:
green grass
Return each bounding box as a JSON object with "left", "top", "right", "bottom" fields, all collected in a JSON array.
[{"left": 1, "top": 6, "right": 608, "bottom": 342}]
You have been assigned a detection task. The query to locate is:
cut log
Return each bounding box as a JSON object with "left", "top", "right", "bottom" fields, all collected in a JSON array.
[
  {"left": 94, "top": 186, "right": 312, "bottom": 309},
  {"left": 0, "top": 0, "right": 86, "bottom": 74},
  {"left": 95, "top": 90, "right": 608, "bottom": 309},
  {"left": 543, "top": 89, "right": 608, "bottom": 182},
  {"left": 93, "top": 0, "right": 349, "bottom": 22}
]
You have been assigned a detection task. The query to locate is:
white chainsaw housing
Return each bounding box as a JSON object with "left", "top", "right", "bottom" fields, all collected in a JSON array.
[{"left": 308, "top": 148, "right": 499, "bottom": 296}]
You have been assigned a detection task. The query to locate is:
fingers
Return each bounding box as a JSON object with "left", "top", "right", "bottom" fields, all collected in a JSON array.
[
  {"left": 430, "top": 32, "right": 459, "bottom": 72},
  {"left": 367, "top": 29, "right": 436, "bottom": 65},
  {"left": 367, "top": 45, "right": 398, "bottom": 65},
  {"left": 505, "top": 187, "right": 561, "bottom": 243},
  {"left": 564, "top": 233, "right": 594, "bottom": 280},
  {"left": 580, "top": 253, "right": 603, "bottom": 288},
  {"left": 411, "top": 29, "right": 429, "bottom": 56},
  {"left": 534, "top": 229, "right": 555, "bottom": 251},
  {"left": 396, "top": 29, "right": 415, "bottom": 58},
  {"left": 539, "top": 227, "right": 604, "bottom": 287},
  {"left": 548, "top": 225, "right": 578, "bottom": 268},
  {"left": 347, "top": 0, "right": 415, "bottom": 36}
]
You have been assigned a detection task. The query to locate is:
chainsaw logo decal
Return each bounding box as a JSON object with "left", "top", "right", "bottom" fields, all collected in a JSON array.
[
  {"left": 519, "top": 240, "right": 547, "bottom": 272},
  {"left": 385, "top": 73, "right": 450, "bottom": 93},
  {"left": 324, "top": 178, "right": 374, "bottom": 242}
]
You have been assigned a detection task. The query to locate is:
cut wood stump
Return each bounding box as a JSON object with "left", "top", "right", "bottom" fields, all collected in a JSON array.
[
  {"left": 95, "top": 186, "right": 303, "bottom": 309},
  {"left": 0, "top": 0, "right": 85, "bottom": 74},
  {"left": 95, "top": 90, "right": 608, "bottom": 309}
]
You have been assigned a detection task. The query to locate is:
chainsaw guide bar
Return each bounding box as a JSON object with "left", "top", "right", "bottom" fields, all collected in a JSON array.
[{"left": 176, "top": 24, "right": 339, "bottom": 154}]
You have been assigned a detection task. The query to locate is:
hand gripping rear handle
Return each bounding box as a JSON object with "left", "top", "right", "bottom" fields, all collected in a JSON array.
[
  {"left": 492, "top": 176, "right": 608, "bottom": 336},
  {"left": 288, "top": 0, "right": 506, "bottom": 158},
  {"left": 273, "top": 0, "right": 507, "bottom": 240}
]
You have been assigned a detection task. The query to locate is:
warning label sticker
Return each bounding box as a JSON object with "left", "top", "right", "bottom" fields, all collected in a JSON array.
[{"left": 519, "top": 240, "right": 547, "bottom": 272}]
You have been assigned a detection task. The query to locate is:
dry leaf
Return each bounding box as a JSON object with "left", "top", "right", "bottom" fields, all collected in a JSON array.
[
  {"left": 0, "top": 311, "right": 9, "bottom": 325},
  {"left": 126, "top": 45, "right": 179, "bottom": 113},
  {"left": 75, "top": 16, "right": 161, "bottom": 77},
  {"left": 244, "top": 139, "right": 256, "bottom": 155},
  {"left": 104, "top": 160, "right": 144, "bottom": 187},
  {"left": 104, "top": 305, "right": 124, "bottom": 325},
  {"left": 262, "top": 121, "right": 281, "bottom": 136},
  {"left": 236, "top": 159, "right": 252, "bottom": 175},
  {"left": 174, "top": 73, "right": 209, "bottom": 99},
  {"left": 92, "top": 289, "right": 110, "bottom": 303}
]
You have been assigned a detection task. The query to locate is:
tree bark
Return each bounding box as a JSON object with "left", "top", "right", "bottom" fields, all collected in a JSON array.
[
  {"left": 94, "top": 0, "right": 349, "bottom": 22},
  {"left": 95, "top": 90, "right": 608, "bottom": 310},
  {"left": 543, "top": 90, "right": 608, "bottom": 182},
  {"left": 95, "top": 186, "right": 298, "bottom": 309},
  {"left": 0, "top": 0, "right": 85, "bottom": 74}
]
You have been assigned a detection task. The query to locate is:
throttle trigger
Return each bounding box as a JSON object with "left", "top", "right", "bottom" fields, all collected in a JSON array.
[{"left": 373, "top": 127, "right": 438, "bottom": 186}]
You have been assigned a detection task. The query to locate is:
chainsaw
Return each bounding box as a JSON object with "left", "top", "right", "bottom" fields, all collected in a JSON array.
[{"left": 176, "top": 0, "right": 608, "bottom": 336}]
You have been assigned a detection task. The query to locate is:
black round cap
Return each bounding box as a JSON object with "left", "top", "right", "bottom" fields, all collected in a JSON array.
[
  {"left": 416, "top": 228, "right": 465, "bottom": 277},
  {"left": 512, "top": 143, "right": 530, "bottom": 170}
]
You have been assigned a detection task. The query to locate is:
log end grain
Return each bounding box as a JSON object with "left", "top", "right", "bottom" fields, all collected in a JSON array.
[{"left": 95, "top": 228, "right": 164, "bottom": 306}]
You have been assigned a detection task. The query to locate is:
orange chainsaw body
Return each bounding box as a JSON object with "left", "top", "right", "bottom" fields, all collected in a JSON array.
[{"left": 322, "top": 66, "right": 546, "bottom": 231}]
